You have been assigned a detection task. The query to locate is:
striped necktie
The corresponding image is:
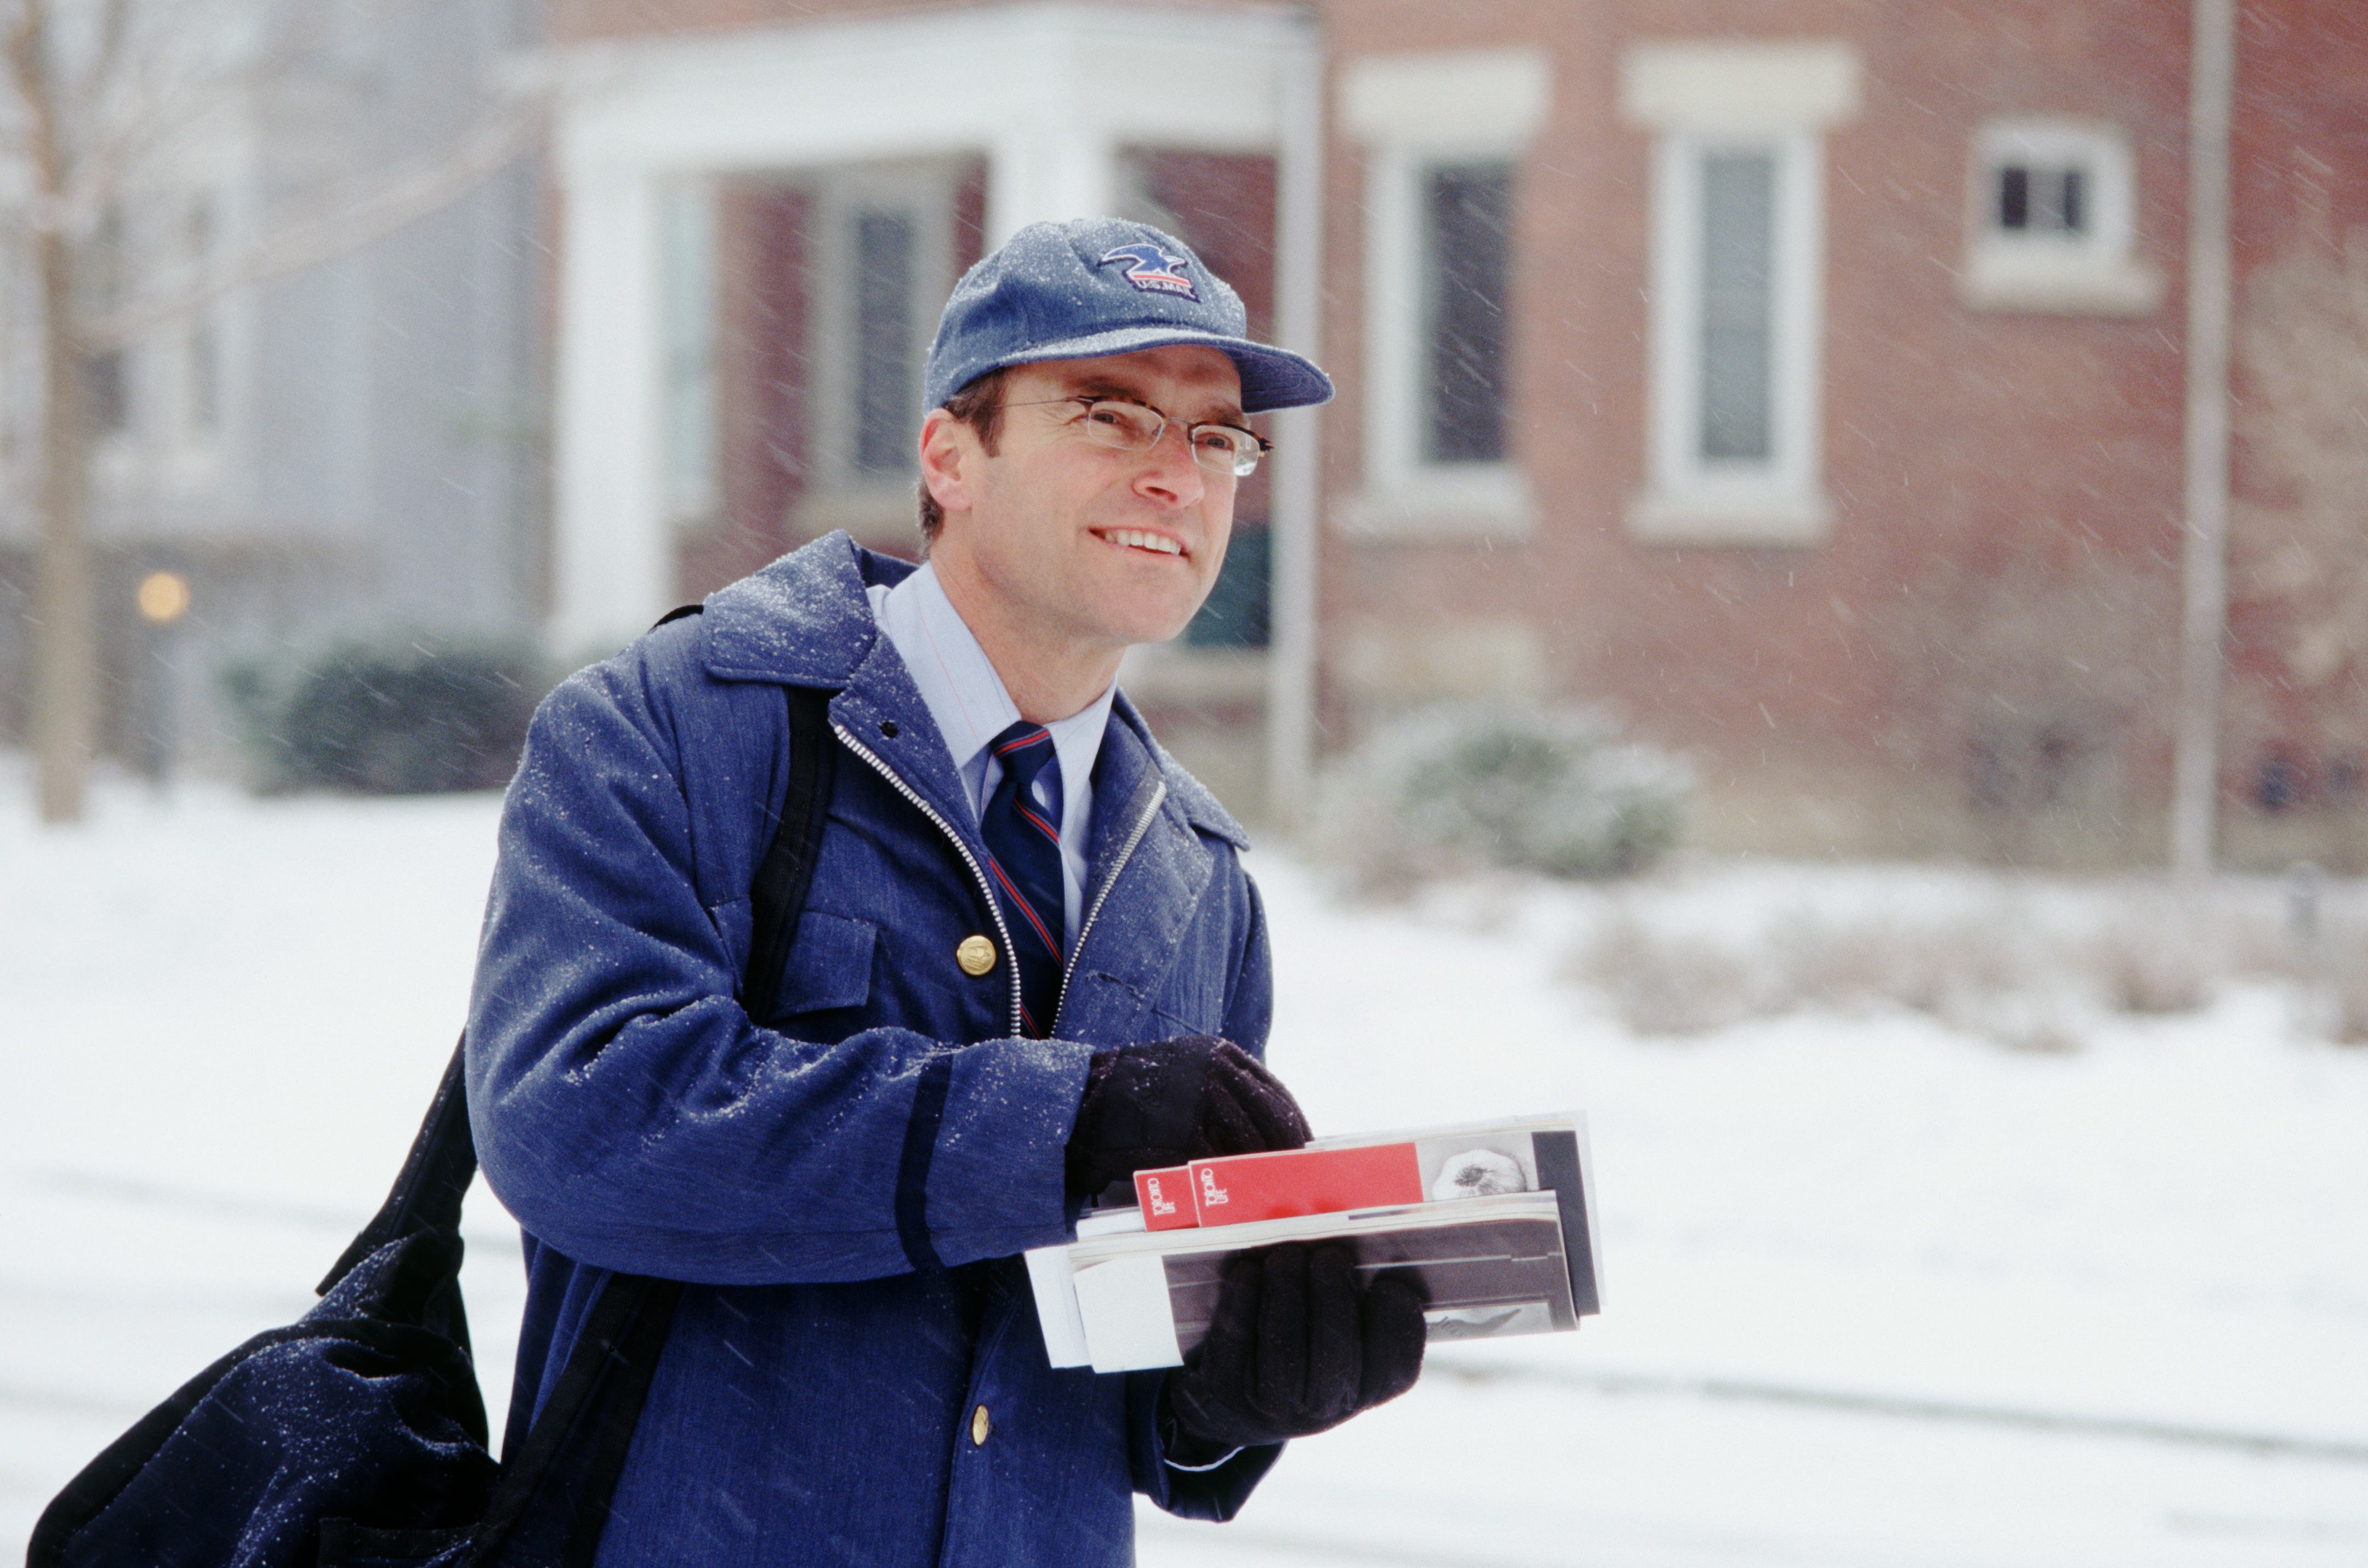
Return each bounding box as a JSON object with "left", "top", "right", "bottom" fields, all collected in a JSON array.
[{"left": 980, "top": 720, "right": 1066, "bottom": 1036}]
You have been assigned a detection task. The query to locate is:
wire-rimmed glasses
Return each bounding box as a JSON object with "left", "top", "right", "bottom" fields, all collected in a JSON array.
[{"left": 1001, "top": 396, "right": 1272, "bottom": 478}]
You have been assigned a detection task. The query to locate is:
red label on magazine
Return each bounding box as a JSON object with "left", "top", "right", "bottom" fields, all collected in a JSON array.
[
  {"left": 1186, "top": 1144, "right": 1423, "bottom": 1226},
  {"left": 1133, "top": 1165, "right": 1198, "bottom": 1229}
]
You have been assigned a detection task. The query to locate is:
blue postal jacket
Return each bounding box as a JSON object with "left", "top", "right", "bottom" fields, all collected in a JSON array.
[{"left": 465, "top": 534, "right": 1280, "bottom": 1565}]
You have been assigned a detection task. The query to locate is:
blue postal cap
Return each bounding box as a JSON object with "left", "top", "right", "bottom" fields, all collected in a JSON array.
[{"left": 923, "top": 217, "right": 1334, "bottom": 415}]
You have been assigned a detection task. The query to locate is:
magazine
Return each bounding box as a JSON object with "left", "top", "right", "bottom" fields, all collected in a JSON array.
[{"left": 1027, "top": 1114, "right": 1601, "bottom": 1373}]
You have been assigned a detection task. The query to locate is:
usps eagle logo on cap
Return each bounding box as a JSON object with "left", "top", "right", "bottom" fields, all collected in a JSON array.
[{"left": 1097, "top": 242, "right": 1198, "bottom": 301}]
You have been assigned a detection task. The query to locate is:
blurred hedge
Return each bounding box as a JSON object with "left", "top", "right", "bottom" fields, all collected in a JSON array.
[
  {"left": 222, "top": 635, "right": 547, "bottom": 795},
  {"left": 1317, "top": 703, "right": 1691, "bottom": 893}
]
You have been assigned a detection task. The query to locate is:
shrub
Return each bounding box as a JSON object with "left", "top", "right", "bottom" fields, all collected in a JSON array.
[
  {"left": 1562, "top": 914, "right": 1767, "bottom": 1036},
  {"left": 1772, "top": 910, "right": 2041, "bottom": 1019},
  {"left": 2085, "top": 894, "right": 2222, "bottom": 1015},
  {"left": 2295, "top": 912, "right": 2368, "bottom": 1045},
  {"left": 1572, "top": 906, "right": 2065, "bottom": 1042},
  {"left": 222, "top": 635, "right": 545, "bottom": 795},
  {"left": 2333, "top": 962, "right": 2368, "bottom": 1046},
  {"left": 1317, "top": 704, "right": 1690, "bottom": 893}
]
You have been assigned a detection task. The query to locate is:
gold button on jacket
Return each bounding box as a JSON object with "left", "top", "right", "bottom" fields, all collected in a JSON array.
[
  {"left": 955, "top": 934, "right": 996, "bottom": 976},
  {"left": 971, "top": 1404, "right": 992, "bottom": 1446}
]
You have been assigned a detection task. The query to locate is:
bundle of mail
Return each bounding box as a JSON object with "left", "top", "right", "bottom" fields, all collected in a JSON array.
[{"left": 1027, "top": 1114, "right": 1602, "bottom": 1373}]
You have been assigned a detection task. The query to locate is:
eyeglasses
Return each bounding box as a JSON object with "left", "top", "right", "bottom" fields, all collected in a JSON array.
[{"left": 1001, "top": 396, "right": 1272, "bottom": 478}]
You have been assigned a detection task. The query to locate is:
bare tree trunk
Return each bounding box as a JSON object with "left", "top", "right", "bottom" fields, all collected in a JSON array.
[
  {"left": 30, "top": 224, "right": 95, "bottom": 824},
  {"left": 8, "top": 0, "right": 96, "bottom": 823}
]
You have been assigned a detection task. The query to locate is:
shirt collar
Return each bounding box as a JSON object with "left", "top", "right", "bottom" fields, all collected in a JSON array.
[{"left": 874, "top": 560, "right": 1117, "bottom": 807}]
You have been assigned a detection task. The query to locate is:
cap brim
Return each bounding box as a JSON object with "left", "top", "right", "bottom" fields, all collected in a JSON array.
[{"left": 976, "top": 324, "right": 1335, "bottom": 414}]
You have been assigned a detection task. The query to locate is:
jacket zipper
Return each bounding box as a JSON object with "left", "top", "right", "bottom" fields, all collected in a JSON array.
[
  {"left": 1051, "top": 780, "right": 1167, "bottom": 1037},
  {"left": 833, "top": 722, "right": 1024, "bottom": 1039}
]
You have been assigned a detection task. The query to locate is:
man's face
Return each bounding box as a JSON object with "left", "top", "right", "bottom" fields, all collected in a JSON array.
[{"left": 923, "top": 345, "right": 1245, "bottom": 659}]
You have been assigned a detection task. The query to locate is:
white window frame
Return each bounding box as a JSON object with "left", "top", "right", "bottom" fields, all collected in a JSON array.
[
  {"left": 658, "top": 178, "right": 719, "bottom": 527},
  {"left": 807, "top": 161, "right": 958, "bottom": 501},
  {"left": 1623, "top": 41, "right": 1858, "bottom": 548},
  {"left": 1338, "top": 48, "right": 1550, "bottom": 543},
  {"left": 1960, "top": 117, "right": 2161, "bottom": 317},
  {"left": 94, "top": 94, "right": 253, "bottom": 500},
  {"left": 1644, "top": 129, "right": 1824, "bottom": 529}
]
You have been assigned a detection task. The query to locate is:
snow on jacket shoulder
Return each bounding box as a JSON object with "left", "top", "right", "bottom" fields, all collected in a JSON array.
[{"left": 465, "top": 534, "right": 1279, "bottom": 1566}]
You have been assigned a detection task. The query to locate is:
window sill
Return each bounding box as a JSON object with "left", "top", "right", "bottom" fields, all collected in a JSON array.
[
  {"left": 793, "top": 485, "right": 920, "bottom": 551},
  {"left": 1627, "top": 486, "right": 1832, "bottom": 547},
  {"left": 1957, "top": 248, "right": 2164, "bottom": 317},
  {"left": 1119, "top": 643, "right": 1270, "bottom": 705},
  {"left": 1335, "top": 472, "right": 1536, "bottom": 543},
  {"left": 92, "top": 440, "right": 226, "bottom": 497}
]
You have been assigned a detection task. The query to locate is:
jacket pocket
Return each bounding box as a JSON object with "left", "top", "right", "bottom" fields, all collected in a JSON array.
[{"left": 766, "top": 911, "right": 878, "bottom": 1022}]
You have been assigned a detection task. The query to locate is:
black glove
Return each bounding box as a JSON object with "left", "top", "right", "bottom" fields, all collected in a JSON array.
[
  {"left": 1064, "top": 1036, "right": 1311, "bottom": 1198},
  {"left": 1163, "top": 1241, "right": 1427, "bottom": 1451}
]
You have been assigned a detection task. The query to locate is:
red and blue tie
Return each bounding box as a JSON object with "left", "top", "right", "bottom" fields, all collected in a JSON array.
[{"left": 981, "top": 721, "right": 1066, "bottom": 1036}]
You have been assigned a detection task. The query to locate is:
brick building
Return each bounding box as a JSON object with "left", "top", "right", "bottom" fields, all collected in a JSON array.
[{"left": 537, "top": 0, "right": 2368, "bottom": 866}]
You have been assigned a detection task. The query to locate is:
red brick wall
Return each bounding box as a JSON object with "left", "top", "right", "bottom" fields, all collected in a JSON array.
[
  {"left": 680, "top": 182, "right": 809, "bottom": 599},
  {"left": 2223, "top": 0, "right": 2368, "bottom": 813},
  {"left": 544, "top": 0, "right": 2368, "bottom": 857},
  {"left": 1315, "top": 1, "right": 2196, "bottom": 850}
]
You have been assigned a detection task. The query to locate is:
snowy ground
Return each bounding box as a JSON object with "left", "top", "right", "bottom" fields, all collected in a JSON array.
[{"left": 4, "top": 773, "right": 2365, "bottom": 1564}]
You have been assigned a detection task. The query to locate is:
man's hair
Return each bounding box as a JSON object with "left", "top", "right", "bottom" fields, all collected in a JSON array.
[{"left": 917, "top": 368, "right": 1009, "bottom": 550}]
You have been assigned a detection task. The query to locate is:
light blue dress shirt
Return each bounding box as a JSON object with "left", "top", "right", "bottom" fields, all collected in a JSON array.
[
  {"left": 867, "top": 561, "right": 1117, "bottom": 936},
  {"left": 868, "top": 560, "right": 1240, "bottom": 1475}
]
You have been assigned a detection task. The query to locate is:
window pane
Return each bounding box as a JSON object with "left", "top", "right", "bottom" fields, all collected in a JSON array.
[
  {"left": 853, "top": 209, "right": 917, "bottom": 475},
  {"left": 1424, "top": 162, "right": 1512, "bottom": 465},
  {"left": 1998, "top": 165, "right": 2030, "bottom": 230},
  {"left": 1699, "top": 152, "right": 1775, "bottom": 464},
  {"left": 189, "top": 324, "right": 218, "bottom": 434},
  {"left": 2059, "top": 168, "right": 2087, "bottom": 233},
  {"left": 1184, "top": 523, "right": 1271, "bottom": 649},
  {"left": 87, "top": 351, "right": 129, "bottom": 437}
]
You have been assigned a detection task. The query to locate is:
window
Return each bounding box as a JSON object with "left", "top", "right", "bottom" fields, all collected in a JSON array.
[
  {"left": 850, "top": 209, "right": 918, "bottom": 476},
  {"left": 87, "top": 352, "right": 132, "bottom": 438},
  {"left": 1423, "top": 161, "right": 1512, "bottom": 466},
  {"left": 1997, "top": 162, "right": 2085, "bottom": 236},
  {"left": 1339, "top": 48, "right": 1551, "bottom": 541},
  {"left": 1621, "top": 41, "right": 1859, "bottom": 546},
  {"left": 1960, "top": 119, "right": 2160, "bottom": 316},
  {"left": 184, "top": 199, "right": 220, "bottom": 440},
  {"left": 1637, "top": 128, "right": 1825, "bottom": 535},
  {"left": 1698, "top": 151, "right": 1777, "bottom": 464},
  {"left": 186, "top": 324, "right": 218, "bottom": 435},
  {"left": 89, "top": 208, "right": 132, "bottom": 440},
  {"left": 810, "top": 165, "right": 955, "bottom": 495}
]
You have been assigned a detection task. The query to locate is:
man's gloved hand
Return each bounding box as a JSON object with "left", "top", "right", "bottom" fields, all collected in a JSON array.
[
  {"left": 1161, "top": 1241, "right": 1427, "bottom": 1452},
  {"left": 1064, "top": 1037, "right": 1311, "bottom": 1198}
]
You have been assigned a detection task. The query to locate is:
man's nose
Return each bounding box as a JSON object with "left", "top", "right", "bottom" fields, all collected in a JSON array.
[{"left": 1133, "top": 420, "right": 1206, "bottom": 507}]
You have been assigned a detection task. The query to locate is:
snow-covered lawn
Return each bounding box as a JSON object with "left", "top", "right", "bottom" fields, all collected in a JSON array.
[{"left": 4, "top": 774, "right": 2364, "bottom": 1563}]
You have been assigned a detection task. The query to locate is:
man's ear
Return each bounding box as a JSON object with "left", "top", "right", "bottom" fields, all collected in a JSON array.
[{"left": 919, "top": 408, "right": 977, "bottom": 518}]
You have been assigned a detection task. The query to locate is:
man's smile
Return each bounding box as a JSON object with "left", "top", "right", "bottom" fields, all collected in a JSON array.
[{"left": 1092, "top": 527, "right": 1189, "bottom": 558}]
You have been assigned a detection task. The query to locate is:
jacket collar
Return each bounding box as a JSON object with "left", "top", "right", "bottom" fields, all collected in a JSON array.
[
  {"left": 698, "top": 531, "right": 1251, "bottom": 854},
  {"left": 699, "top": 530, "right": 908, "bottom": 688}
]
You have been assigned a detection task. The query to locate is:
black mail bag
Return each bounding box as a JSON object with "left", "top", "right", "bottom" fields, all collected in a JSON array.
[{"left": 29, "top": 675, "right": 835, "bottom": 1568}]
